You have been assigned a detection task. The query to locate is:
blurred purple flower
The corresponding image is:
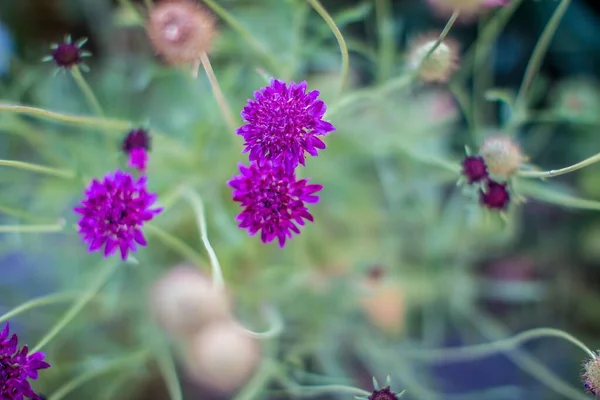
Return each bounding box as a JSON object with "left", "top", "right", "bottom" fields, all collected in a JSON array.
[
  {"left": 122, "top": 129, "right": 151, "bottom": 172},
  {"left": 237, "top": 79, "right": 335, "bottom": 173},
  {"left": 74, "top": 170, "right": 162, "bottom": 260},
  {"left": 480, "top": 180, "right": 510, "bottom": 210},
  {"left": 228, "top": 161, "right": 322, "bottom": 247},
  {"left": 0, "top": 323, "right": 50, "bottom": 400}
]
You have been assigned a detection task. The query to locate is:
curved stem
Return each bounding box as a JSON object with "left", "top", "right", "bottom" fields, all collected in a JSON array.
[
  {"left": 199, "top": 52, "right": 238, "bottom": 136},
  {"left": 0, "top": 292, "right": 79, "bottom": 324},
  {"left": 71, "top": 66, "right": 104, "bottom": 117},
  {"left": 181, "top": 188, "right": 225, "bottom": 289},
  {"left": 238, "top": 304, "right": 284, "bottom": 340},
  {"left": 278, "top": 374, "right": 371, "bottom": 398},
  {"left": 201, "top": 0, "right": 280, "bottom": 74},
  {"left": 375, "top": 0, "right": 394, "bottom": 83},
  {"left": 515, "top": 0, "right": 571, "bottom": 110},
  {"left": 306, "top": 0, "right": 350, "bottom": 94},
  {"left": 517, "top": 179, "right": 600, "bottom": 211},
  {"left": 519, "top": 151, "right": 600, "bottom": 178},
  {"left": 0, "top": 159, "right": 75, "bottom": 179},
  {"left": 233, "top": 360, "right": 278, "bottom": 400},
  {"left": 154, "top": 345, "right": 183, "bottom": 400},
  {"left": 145, "top": 224, "right": 207, "bottom": 269},
  {"left": 0, "top": 221, "right": 65, "bottom": 233},
  {"left": 48, "top": 350, "right": 151, "bottom": 400},
  {"left": 0, "top": 104, "right": 129, "bottom": 131},
  {"left": 31, "top": 259, "right": 121, "bottom": 353},
  {"left": 403, "top": 327, "right": 595, "bottom": 361},
  {"left": 416, "top": 10, "right": 460, "bottom": 73}
]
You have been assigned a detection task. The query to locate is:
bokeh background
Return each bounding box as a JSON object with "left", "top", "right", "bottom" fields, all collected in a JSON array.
[{"left": 2, "top": 0, "right": 600, "bottom": 399}]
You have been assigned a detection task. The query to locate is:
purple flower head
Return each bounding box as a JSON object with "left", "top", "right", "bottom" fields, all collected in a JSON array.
[
  {"left": 122, "top": 129, "right": 151, "bottom": 172},
  {"left": 237, "top": 79, "right": 335, "bottom": 173},
  {"left": 368, "top": 386, "right": 398, "bottom": 400},
  {"left": 74, "top": 170, "right": 163, "bottom": 260},
  {"left": 228, "top": 161, "right": 322, "bottom": 247},
  {"left": 480, "top": 180, "right": 510, "bottom": 210},
  {"left": 0, "top": 323, "right": 50, "bottom": 400},
  {"left": 44, "top": 36, "right": 90, "bottom": 70},
  {"left": 461, "top": 155, "right": 488, "bottom": 184}
]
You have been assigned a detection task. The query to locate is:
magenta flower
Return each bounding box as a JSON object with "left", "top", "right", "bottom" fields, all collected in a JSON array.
[
  {"left": 0, "top": 323, "right": 50, "bottom": 400},
  {"left": 74, "top": 170, "right": 162, "bottom": 260},
  {"left": 461, "top": 155, "right": 488, "bottom": 184},
  {"left": 122, "top": 129, "right": 151, "bottom": 172},
  {"left": 237, "top": 79, "right": 335, "bottom": 173},
  {"left": 42, "top": 36, "right": 90, "bottom": 70},
  {"left": 228, "top": 161, "right": 322, "bottom": 247},
  {"left": 480, "top": 180, "right": 510, "bottom": 210}
]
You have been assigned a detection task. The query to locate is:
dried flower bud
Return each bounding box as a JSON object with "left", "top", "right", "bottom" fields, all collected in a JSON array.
[
  {"left": 479, "top": 135, "right": 524, "bottom": 178},
  {"left": 146, "top": 0, "right": 216, "bottom": 64},
  {"left": 407, "top": 33, "right": 459, "bottom": 83},
  {"left": 582, "top": 355, "right": 600, "bottom": 396},
  {"left": 149, "top": 265, "right": 231, "bottom": 337},
  {"left": 183, "top": 319, "right": 261, "bottom": 395},
  {"left": 359, "top": 278, "right": 406, "bottom": 335}
]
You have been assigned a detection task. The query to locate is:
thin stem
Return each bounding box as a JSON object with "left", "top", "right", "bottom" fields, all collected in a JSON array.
[
  {"left": 279, "top": 374, "right": 371, "bottom": 398},
  {"left": 403, "top": 327, "right": 595, "bottom": 361},
  {"left": 515, "top": 0, "right": 571, "bottom": 110},
  {"left": 145, "top": 224, "right": 207, "bottom": 268},
  {"left": 0, "top": 222, "right": 65, "bottom": 233},
  {"left": 417, "top": 10, "right": 460, "bottom": 73},
  {"left": 154, "top": 345, "right": 183, "bottom": 400},
  {"left": 0, "top": 103, "right": 129, "bottom": 131},
  {"left": 181, "top": 188, "right": 225, "bottom": 289},
  {"left": 306, "top": 0, "right": 350, "bottom": 94},
  {"left": 0, "top": 202, "right": 57, "bottom": 224},
  {"left": 0, "top": 292, "right": 79, "bottom": 324},
  {"left": 71, "top": 66, "right": 104, "bottom": 117},
  {"left": 375, "top": 0, "right": 394, "bottom": 83},
  {"left": 201, "top": 0, "right": 280, "bottom": 74},
  {"left": 31, "top": 259, "right": 120, "bottom": 353},
  {"left": 519, "top": 151, "right": 600, "bottom": 178},
  {"left": 238, "top": 304, "right": 284, "bottom": 340},
  {"left": 0, "top": 159, "right": 75, "bottom": 179},
  {"left": 517, "top": 179, "right": 600, "bottom": 211},
  {"left": 233, "top": 360, "right": 278, "bottom": 400},
  {"left": 48, "top": 350, "right": 151, "bottom": 400},
  {"left": 199, "top": 52, "right": 238, "bottom": 135}
]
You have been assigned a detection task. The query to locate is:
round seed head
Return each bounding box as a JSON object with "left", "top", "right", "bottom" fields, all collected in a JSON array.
[
  {"left": 408, "top": 34, "right": 459, "bottom": 83},
  {"left": 479, "top": 135, "right": 524, "bottom": 178}
]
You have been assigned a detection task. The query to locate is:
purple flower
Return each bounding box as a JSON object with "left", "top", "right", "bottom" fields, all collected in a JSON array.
[
  {"left": 236, "top": 79, "right": 335, "bottom": 173},
  {"left": 0, "top": 323, "right": 50, "bottom": 400},
  {"left": 461, "top": 156, "right": 488, "bottom": 184},
  {"left": 43, "top": 36, "right": 90, "bottom": 70},
  {"left": 122, "top": 129, "right": 151, "bottom": 172},
  {"left": 480, "top": 180, "right": 510, "bottom": 210},
  {"left": 228, "top": 161, "right": 322, "bottom": 247},
  {"left": 74, "top": 170, "right": 162, "bottom": 260}
]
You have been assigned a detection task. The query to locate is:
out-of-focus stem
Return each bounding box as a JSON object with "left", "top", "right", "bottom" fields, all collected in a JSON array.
[
  {"left": 518, "top": 151, "right": 600, "bottom": 179},
  {"left": 199, "top": 52, "right": 238, "bottom": 135},
  {"left": 71, "top": 66, "right": 104, "bottom": 117},
  {"left": 0, "top": 221, "right": 65, "bottom": 233},
  {"left": 0, "top": 159, "right": 75, "bottom": 179}
]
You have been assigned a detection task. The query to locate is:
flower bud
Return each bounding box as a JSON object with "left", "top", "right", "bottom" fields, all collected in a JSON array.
[
  {"left": 408, "top": 33, "right": 459, "bottom": 83},
  {"left": 149, "top": 265, "right": 231, "bottom": 337},
  {"left": 146, "top": 0, "right": 216, "bottom": 65},
  {"left": 582, "top": 354, "right": 600, "bottom": 396},
  {"left": 479, "top": 135, "right": 524, "bottom": 179},
  {"left": 183, "top": 319, "right": 261, "bottom": 395}
]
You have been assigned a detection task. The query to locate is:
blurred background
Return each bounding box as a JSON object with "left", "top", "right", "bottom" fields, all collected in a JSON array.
[{"left": 1, "top": 0, "right": 600, "bottom": 399}]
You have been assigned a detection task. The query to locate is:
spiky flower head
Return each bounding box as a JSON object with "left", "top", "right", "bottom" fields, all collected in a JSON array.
[
  {"left": 74, "top": 170, "right": 163, "bottom": 260},
  {"left": 122, "top": 128, "right": 151, "bottom": 172},
  {"left": 480, "top": 180, "right": 510, "bottom": 210},
  {"left": 237, "top": 79, "right": 335, "bottom": 173},
  {"left": 582, "top": 354, "right": 600, "bottom": 396},
  {"left": 43, "top": 35, "right": 90, "bottom": 70},
  {"left": 479, "top": 135, "right": 524, "bottom": 179},
  {"left": 461, "top": 155, "right": 488, "bottom": 184},
  {"left": 228, "top": 161, "right": 322, "bottom": 247},
  {"left": 407, "top": 33, "right": 459, "bottom": 83},
  {"left": 146, "top": 0, "right": 216, "bottom": 65},
  {"left": 0, "top": 322, "right": 50, "bottom": 400},
  {"left": 355, "top": 376, "right": 405, "bottom": 400}
]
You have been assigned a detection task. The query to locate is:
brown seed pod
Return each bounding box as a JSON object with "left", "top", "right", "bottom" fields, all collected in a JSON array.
[{"left": 146, "top": 0, "right": 217, "bottom": 64}]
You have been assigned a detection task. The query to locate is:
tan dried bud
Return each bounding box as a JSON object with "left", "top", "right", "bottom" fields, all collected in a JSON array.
[
  {"left": 479, "top": 135, "right": 525, "bottom": 179},
  {"left": 408, "top": 33, "right": 459, "bottom": 83},
  {"left": 149, "top": 265, "right": 231, "bottom": 337},
  {"left": 146, "top": 0, "right": 216, "bottom": 64},
  {"left": 183, "top": 319, "right": 261, "bottom": 395},
  {"left": 358, "top": 278, "right": 406, "bottom": 335}
]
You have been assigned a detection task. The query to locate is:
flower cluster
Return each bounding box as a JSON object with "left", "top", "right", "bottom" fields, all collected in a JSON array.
[
  {"left": 230, "top": 79, "right": 335, "bottom": 246},
  {"left": 461, "top": 135, "right": 523, "bottom": 211},
  {"left": 0, "top": 323, "right": 50, "bottom": 400}
]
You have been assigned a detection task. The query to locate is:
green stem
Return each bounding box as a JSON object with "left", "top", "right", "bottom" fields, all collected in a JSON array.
[
  {"left": 417, "top": 10, "right": 460, "bottom": 73},
  {"left": 0, "top": 222, "right": 65, "bottom": 233},
  {"left": 48, "top": 350, "right": 151, "bottom": 400},
  {"left": 0, "top": 103, "right": 129, "bottom": 131},
  {"left": 515, "top": 0, "right": 571, "bottom": 111},
  {"left": 145, "top": 224, "right": 207, "bottom": 268},
  {"left": 71, "top": 66, "right": 104, "bottom": 117},
  {"left": 201, "top": 0, "right": 280, "bottom": 74},
  {"left": 181, "top": 189, "right": 225, "bottom": 288},
  {"left": 238, "top": 304, "right": 284, "bottom": 340},
  {"left": 31, "top": 259, "right": 121, "bottom": 353},
  {"left": 199, "top": 52, "right": 238, "bottom": 135},
  {"left": 154, "top": 345, "right": 183, "bottom": 400},
  {"left": 375, "top": 0, "right": 394, "bottom": 83},
  {"left": 233, "top": 360, "right": 278, "bottom": 400},
  {"left": 0, "top": 202, "right": 57, "bottom": 224},
  {"left": 278, "top": 374, "right": 371, "bottom": 398},
  {"left": 403, "top": 327, "right": 595, "bottom": 361},
  {"left": 0, "top": 292, "right": 79, "bottom": 324},
  {"left": 517, "top": 179, "right": 600, "bottom": 211},
  {"left": 306, "top": 0, "right": 350, "bottom": 94},
  {"left": 0, "top": 159, "right": 75, "bottom": 179},
  {"left": 519, "top": 152, "right": 600, "bottom": 179}
]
